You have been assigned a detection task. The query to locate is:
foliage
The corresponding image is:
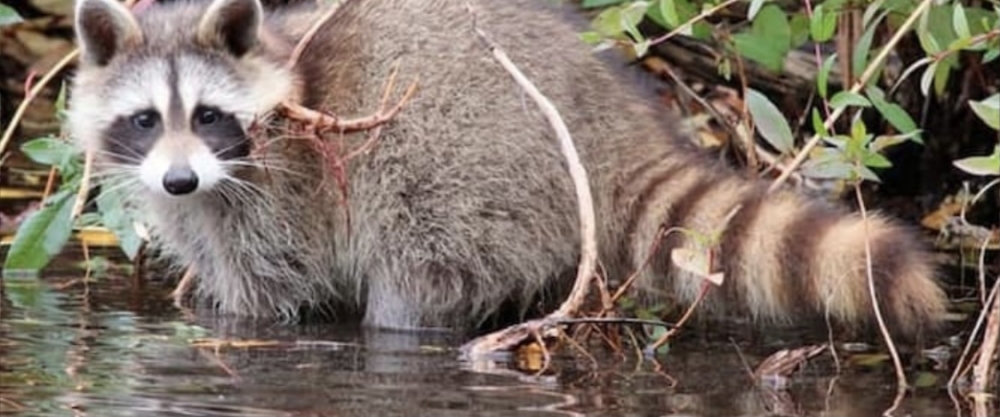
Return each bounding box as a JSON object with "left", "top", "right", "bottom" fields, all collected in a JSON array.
[
  {"left": 0, "top": 4, "right": 22, "bottom": 26},
  {"left": 580, "top": 0, "right": 1000, "bottom": 185},
  {"left": 2, "top": 85, "right": 142, "bottom": 276}
]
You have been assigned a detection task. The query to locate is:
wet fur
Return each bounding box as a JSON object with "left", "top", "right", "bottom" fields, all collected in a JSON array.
[{"left": 70, "top": 0, "right": 947, "bottom": 337}]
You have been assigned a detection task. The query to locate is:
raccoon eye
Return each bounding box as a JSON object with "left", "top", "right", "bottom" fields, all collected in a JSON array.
[
  {"left": 131, "top": 111, "right": 159, "bottom": 130},
  {"left": 195, "top": 107, "right": 221, "bottom": 125}
]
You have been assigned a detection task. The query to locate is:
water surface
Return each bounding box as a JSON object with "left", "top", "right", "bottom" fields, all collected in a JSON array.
[{"left": 0, "top": 250, "right": 982, "bottom": 416}]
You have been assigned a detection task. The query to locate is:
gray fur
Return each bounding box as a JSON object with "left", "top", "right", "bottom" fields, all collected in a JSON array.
[{"left": 70, "top": 0, "right": 947, "bottom": 335}]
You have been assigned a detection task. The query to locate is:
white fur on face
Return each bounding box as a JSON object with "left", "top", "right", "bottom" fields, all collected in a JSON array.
[
  {"left": 138, "top": 136, "right": 226, "bottom": 196},
  {"left": 69, "top": 42, "right": 295, "bottom": 197},
  {"left": 177, "top": 54, "right": 294, "bottom": 128}
]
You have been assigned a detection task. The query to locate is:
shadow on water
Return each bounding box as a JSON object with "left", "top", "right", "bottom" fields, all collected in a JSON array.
[{"left": 0, "top": 249, "right": 980, "bottom": 417}]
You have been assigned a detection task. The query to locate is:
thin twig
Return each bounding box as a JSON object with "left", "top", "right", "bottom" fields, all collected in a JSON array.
[
  {"left": 41, "top": 167, "right": 57, "bottom": 199},
  {"left": 279, "top": 80, "right": 418, "bottom": 134},
  {"left": 0, "top": 50, "right": 80, "bottom": 168},
  {"left": 647, "top": 0, "right": 742, "bottom": 47},
  {"left": 604, "top": 225, "right": 678, "bottom": 310},
  {"left": 854, "top": 184, "right": 908, "bottom": 413},
  {"left": 559, "top": 327, "right": 599, "bottom": 369},
  {"left": 171, "top": 267, "right": 197, "bottom": 308},
  {"left": 970, "top": 280, "right": 998, "bottom": 395},
  {"left": 554, "top": 317, "right": 673, "bottom": 328},
  {"left": 949, "top": 277, "right": 1000, "bottom": 390},
  {"left": 72, "top": 150, "right": 94, "bottom": 219},
  {"left": 460, "top": 2, "right": 600, "bottom": 357},
  {"left": 286, "top": 2, "right": 342, "bottom": 69},
  {"left": 343, "top": 63, "right": 407, "bottom": 161},
  {"left": 469, "top": 4, "right": 598, "bottom": 320},
  {"left": 645, "top": 281, "right": 711, "bottom": 353}
]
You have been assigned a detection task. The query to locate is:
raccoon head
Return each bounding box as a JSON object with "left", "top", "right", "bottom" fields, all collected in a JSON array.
[{"left": 69, "top": 0, "right": 297, "bottom": 196}]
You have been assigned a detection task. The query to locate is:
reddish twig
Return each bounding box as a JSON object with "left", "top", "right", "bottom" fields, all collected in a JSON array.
[{"left": 277, "top": 77, "right": 418, "bottom": 135}]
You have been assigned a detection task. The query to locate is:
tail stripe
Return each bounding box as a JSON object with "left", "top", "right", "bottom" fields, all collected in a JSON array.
[
  {"left": 621, "top": 162, "right": 689, "bottom": 250},
  {"left": 717, "top": 184, "right": 768, "bottom": 306},
  {"left": 650, "top": 171, "right": 725, "bottom": 279},
  {"left": 779, "top": 202, "right": 841, "bottom": 315}
]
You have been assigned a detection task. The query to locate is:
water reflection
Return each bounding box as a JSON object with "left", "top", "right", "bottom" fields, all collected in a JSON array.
[{"left": 0, "top": 259, "right": 982, "bottom": 417}]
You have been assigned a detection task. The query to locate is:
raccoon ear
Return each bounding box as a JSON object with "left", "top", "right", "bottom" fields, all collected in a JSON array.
[
  {"left": 197, "top": 0, "right": 263, "bottom": 57},
  {"left": 75, "top": 0, "right": 143, "bottom": 66}
]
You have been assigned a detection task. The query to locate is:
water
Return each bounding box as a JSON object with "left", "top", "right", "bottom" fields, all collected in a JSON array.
[{"left": 0, "top": 250, "right": 988, "bottom": 416}]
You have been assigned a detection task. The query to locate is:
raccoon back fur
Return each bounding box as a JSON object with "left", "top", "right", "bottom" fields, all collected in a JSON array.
[{"left": 69, "top": 0, "right": 947, "bottom": 337}]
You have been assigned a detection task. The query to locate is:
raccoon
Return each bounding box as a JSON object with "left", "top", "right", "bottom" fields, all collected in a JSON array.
[{"left": 68, "top": 0, "right": 947, "bottom": 337}]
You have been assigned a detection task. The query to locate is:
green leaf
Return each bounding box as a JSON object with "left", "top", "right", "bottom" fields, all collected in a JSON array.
[
  {"left": 659, "top": 0, "right": 683, "bottom": 27},
  {"left": 852, "top": 13, "right": 884, "bottom": 80},
  {"left": 862, "top": 150, "right": 893, "bottom": 168},
  {"left": 747, "top": 0, "right": 767, "bottom": 21},
  {"left": 802, "top": 150, "right": 853, "bottom": 180},
  {"left": 953, "top": 146, "right": 1000, "bottom": 176},
  {"left": 871, "top": 131, "right": 922, "bottom": 152},
  {"left": 789, "top": 13, "right": 810, "bottom": 48},
  {"left": 810, "top": 4, "right": 838, "bottom": 42},
  {"left": 582, "top": 0, "right": 629, "bottom": 8},
  {"left": 55, "top": 83, "right": 68, "bottom": 120},
  {"left": 953, "top": 4, "right": 971, "bottom": 39},
  {"left": 829, "top": 91, "right": 872, "bottom": 109},
  {"left": 2, "top": 191, "right": 76, "bottom": 274},
  {"left": 812, "top": 108, "right": 828, "bottom": 136},
  {"left": 620, "top": 2, "right": 650, "bottom": 41},
  {"left": 926, "top": 4, "right": 960, "bottom": 48},
  {"left": 969, "top": 94, "right": 1000, "bottom": 130},
  {"left": 916, "top": 26, "right": 942, "bottom": 54},
  {"left": 96, "top": 186, "right": 144, "bottom": 260},
  {"left": 579, "top": 31, "right": 604, "bottom": 45},
  {"left": 591, "top": 2, "right": 650, "bottom": 41},
  {"left": 920, "top": 61, "right": 937, "bottom": 97},
  {"left": 733, "top": 34, "right": 785, "bottom": 72},
  {"left": 932, "top": 57, "right": 952, "bottom": 97},
  {"left": 856, "top": 164, "right": 882, "bottom": 182},
  {"left": 983, "top": 48, "right": 1000, "bottom": 64},
  {"left": 862, "top": 0, "right": 885, "bottom": 28},
  {"left": 0, "top": 4, "right": 22, "bottom": 26},
  {"left": 746, "top": 88, "right": 795, "bottom": 153},
  {"left": 894, "top": 56, "right": 933, "bottom": 95},
  {"left": 20, "top": 137, "right": 77, "bottom": 168},
  {"left": 913, "top": 372, "right": 939, "bottom": 388},
  {"left": 592, "top": 7, "right": 628, "bottom": 38},
  {"left": 817, "top": 54, "right": 837, "bottom": 99},
  {"left": 732, "top": 5, "right": 791, "bottom": 72},
  {"left": 866, "top": 86, "right": 922, "bottom": 143},
  {"left": 649, "top": 0, "right": 703, "bottom": 36},
  {"left": 633, "top": 38, "right": 651, "bottom": 57}
]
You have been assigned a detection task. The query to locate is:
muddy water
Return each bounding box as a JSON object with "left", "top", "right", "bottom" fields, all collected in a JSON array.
[{"left": 0, "top": 251, "right": 976, "bottom": 417}]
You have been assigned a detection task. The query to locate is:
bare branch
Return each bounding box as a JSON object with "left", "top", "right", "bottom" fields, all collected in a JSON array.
[{"left": 460, "top": 3, "right": 600, "bottom": 358}]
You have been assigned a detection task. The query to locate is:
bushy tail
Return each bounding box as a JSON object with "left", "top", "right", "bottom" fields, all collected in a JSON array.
[{"left": 620, "top": 151, "right": 947, "bottom": 339}]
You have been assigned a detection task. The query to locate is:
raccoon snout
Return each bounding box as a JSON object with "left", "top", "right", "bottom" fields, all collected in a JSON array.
[{"left": 163, "top": 165, "right": 199, "bottom": 195}]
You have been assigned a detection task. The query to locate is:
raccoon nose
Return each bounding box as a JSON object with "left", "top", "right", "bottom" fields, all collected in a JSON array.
[{"left": 163, "top": 166, "right": 199, "bottom": 195}]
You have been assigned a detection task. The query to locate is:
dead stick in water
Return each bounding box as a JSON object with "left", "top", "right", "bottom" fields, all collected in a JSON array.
[{"left": 460, "top": 3, "right": 600, "bottom": 358}]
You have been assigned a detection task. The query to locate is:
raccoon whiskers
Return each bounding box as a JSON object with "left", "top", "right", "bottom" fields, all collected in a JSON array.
[
  {"left": 222, "top": 157, "right": 310, "bottom": 181},
  {"left": 92, "top": 150, "right": 143, "bottom": 165},
  {"left": 100, "top": 137, "right": 147, "bottom": 164},
  {"left": 91, "top": 163, "right": 143, "bottom": 192},
  {"left": 216, "top": 176, "right": 269, "bottom": 208}
]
